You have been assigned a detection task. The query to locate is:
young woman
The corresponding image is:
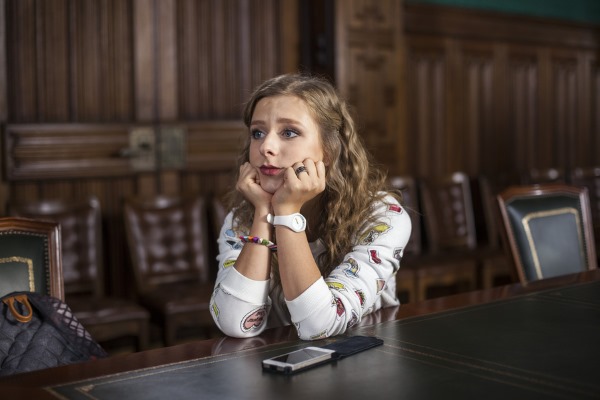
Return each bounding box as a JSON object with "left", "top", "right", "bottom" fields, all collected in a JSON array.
[{"left": 210, "top": 74, "right": 411, "bottom": 339}]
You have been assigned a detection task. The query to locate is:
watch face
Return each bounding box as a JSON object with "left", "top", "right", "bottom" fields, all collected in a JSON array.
[{"left": 292, "top": 214, "right": 306, "bottom": 231}]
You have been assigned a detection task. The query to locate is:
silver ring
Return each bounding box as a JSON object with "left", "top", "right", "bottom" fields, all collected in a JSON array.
[{"left": 295, "top": 165, "right": 307, "bottom": 176}]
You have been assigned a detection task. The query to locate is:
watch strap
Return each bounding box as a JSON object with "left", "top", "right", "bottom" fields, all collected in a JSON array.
[{"left": 266, "top": 213, "right": 306, "bottom": 232}]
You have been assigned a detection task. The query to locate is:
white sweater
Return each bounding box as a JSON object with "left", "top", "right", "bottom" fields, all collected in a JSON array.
[{"left": 209, "top": 193, "right": 412, "bottom": 340}]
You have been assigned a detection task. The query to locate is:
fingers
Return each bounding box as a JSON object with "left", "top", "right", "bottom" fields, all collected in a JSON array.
[
  {"left": 291, "top": 159, "right": 325, "bottom": 180},
  {"left": 294, "top": 164, "right": 307, "bottom": 177},
  {"left": 236, "top": 163, "right": 272, "bottom": 209}
]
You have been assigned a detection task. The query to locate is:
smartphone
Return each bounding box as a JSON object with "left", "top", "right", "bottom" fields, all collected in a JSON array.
[{"left": 262, "top": 346, "right": 337, "bottom": 374}]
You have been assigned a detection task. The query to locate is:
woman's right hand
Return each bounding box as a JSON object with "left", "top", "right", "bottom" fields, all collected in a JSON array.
[{"left": 236, "top": 162, "right": 272, "bottom": 212}]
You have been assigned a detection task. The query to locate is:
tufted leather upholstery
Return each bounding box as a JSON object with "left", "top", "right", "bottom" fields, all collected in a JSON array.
[
  {"left": 11, "top": 198, "right": 150, "bottom": 351},
  {"left": 497, "top": 184, "right": 597, "bottom": 285},
  {"left": 388, "top": 176, "right": 422, "bottom": 257},
  {"left": 387, "top": 176, "right": 421, "bottom": 302},
  {"left": 123, "top": 194, "right": 215, "bottom": 346},
  {"left": 476, "top": 174, "right": 522, "bottom": 288},
  {"left": 0, "top": 218, "right": 63, "bottom": 300}
]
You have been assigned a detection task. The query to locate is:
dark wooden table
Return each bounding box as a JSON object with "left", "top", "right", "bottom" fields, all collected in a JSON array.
[{"left": 2, "top": 269, "right": 600, "bottom": 399}]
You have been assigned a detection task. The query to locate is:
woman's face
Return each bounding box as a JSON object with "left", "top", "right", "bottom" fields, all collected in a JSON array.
[{"left": 249, "top": 95, "right": 324, "bottom": 194}]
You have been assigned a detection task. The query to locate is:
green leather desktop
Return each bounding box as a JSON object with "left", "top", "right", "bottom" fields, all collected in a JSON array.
[{"left": 46, "top": 279, "right": 600, "bottom": 399}]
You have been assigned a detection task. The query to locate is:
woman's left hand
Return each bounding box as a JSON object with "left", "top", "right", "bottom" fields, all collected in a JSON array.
[{"left": 272, "top": 159, "right": 326, "bottom": 215}]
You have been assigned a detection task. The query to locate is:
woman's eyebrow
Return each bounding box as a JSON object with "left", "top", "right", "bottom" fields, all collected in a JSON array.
[
  {"left": 276, "top": 118, "right": 303, "bottom": 126},
  {"left": 250, "top": 118, "right": 304, "bottom": 127}
]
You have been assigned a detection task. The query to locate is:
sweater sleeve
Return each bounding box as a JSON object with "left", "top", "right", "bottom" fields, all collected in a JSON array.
[
  {"left": 286, "top": 194, "right": 411, "bottom": 340},
  {"left": 209, "top": 212, "right": 272, "bottom": 338}
]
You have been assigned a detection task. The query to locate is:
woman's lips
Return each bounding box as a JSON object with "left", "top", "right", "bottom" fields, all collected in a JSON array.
[{"left": 260, "top": 165, "right": 283, "bottom": 176}]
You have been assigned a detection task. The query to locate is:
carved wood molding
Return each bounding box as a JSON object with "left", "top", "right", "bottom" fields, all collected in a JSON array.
[
  {"left": 405, "top": 3, "right": 600, "bottom": 49},
  {"left": 3, "top": 121, "right": 245, "bottom": 180},
  {"left": 335, "top": 0, "right": 407, "bottom": 172}
]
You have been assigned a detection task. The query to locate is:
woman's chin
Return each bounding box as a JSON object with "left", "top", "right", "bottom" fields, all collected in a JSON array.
[{"left": 260, "top": 180, "right": 282, "bottom": 194}]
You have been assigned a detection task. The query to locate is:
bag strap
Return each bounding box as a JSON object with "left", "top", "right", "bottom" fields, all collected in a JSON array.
[{"left": 2, "top": 293, "right": 33, "bottom": 323}]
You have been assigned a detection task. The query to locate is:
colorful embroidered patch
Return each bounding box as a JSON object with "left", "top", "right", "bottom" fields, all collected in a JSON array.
[
  {"left": 388, "top": 204, "right": 403, "bottom": 213},
  {"left": 240, "top": 306, "right": 267, "bottom": 332},
  {"left": 327, "top": 281, "right": 347, "bottom": 291},
  {"left": 335, "top": 297, "right": 346, "bottom": 318},
  {"left": 359, "top": 223, "right": 392, "bottom": 245},
  {"left": 226, "top": 239, "right": 244, "bottom": 250},
  {"left": 343, "top": 257, "right": 360, "bottom": 278},
  {"left": 355, "top": 289, "right": 366, "bottom": 307},
  {"left": 310, "top": 330, "right": 328, "bottom": 340},
  {"left": 376, "top": 279, "right": 386, "bottom": 294},
  {"left": 393, "top": 247, "right": 403, "bottom": 261},
  {"left": 211, "top": 302, "right": 219, "bottom": 318},
  {"left": 225, "top": 228, "right": 237, "bottom": 238},
  {"left": 347, "top": 310, "right": 359, "bottom": 329},
  {"left": 369, "top": 249, "right": 382, "bottom": 264}
]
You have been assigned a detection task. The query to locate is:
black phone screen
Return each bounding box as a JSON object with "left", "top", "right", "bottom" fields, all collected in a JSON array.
[{"left": 270, "top": 348, "right": 329, "bottom": 364}]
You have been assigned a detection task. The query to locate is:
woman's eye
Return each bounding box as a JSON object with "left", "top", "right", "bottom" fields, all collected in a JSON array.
[
  {"left": 251, "top": 129, "right": 265, "bottom": 139},
  {"left": 282, "top": 129, "right": 299, "bottom": 138}
]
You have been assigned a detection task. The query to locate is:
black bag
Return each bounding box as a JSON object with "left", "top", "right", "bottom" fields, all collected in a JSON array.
[{"left": 0, "top": 291, "right": 107, "bottom": 376}]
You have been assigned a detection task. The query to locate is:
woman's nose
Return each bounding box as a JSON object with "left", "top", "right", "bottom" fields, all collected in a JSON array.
[{"left": 260, "top": 132, "right": 278, "bottom": 156}]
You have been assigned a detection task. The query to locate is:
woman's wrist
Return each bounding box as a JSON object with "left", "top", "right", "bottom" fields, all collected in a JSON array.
[
  {"left": 271, "top": 205, "right": 302, "bottom": 216},
  {"left": 251, "top": 207, "right": 273, "bottom": 238}
]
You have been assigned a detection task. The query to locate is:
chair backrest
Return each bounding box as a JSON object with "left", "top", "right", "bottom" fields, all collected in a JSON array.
[
  {"left": 123, "top": 194, "right": 211, "bottom": 293},
  {"left": 388, "top": 175, "right": 422, "bottom": 256},
  {"left": 10, "top": 197, "right": 104, "bottom": 296},
  {"left": 0, "top": 217, "right": 64, "bottom": 300},
  {"left": 478, "top": 173, "right": 522, "bottom": 248},
  {"left": 497, "top": 184, "right": 597, "bottom": 285},
  {"left": 526, "top": 167, "right": 565, "bottom": 184},
  {"left": 420, "top": 172, "right": 478, "bottom": 253},
  {"left": 570, "top": 167, "right": 600, "bottom": 240}
]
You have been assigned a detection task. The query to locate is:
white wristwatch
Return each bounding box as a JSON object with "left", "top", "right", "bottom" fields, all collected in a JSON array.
[{"left": 267, "top": 213, "right": 307, "bottom": 232}]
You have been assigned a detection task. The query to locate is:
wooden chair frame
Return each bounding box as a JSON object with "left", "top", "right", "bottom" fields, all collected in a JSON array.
[
  {"left": 497, "top": 184, "right": 597, "bottom": 285},
  {"left": 0, "top": 217, "right": 64, "bottom": 300}
]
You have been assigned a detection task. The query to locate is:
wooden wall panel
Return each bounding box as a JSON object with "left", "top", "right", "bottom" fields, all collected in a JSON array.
[
  {"left": 405, "top": 36, "right": 447, "bottom": 177},
  {"left": 592, "top": 58, "right": 600, "bottom": 161},
  {"left": 456, "top": 42, "right": 495, "bottom": 176},
  {"left": 466, "top": 43, "right": 507, "bottom": 175},
  {"left": 2, "top": 0, "right": 599, "bottom": 297},
  {"left": 507, "top": 49, "right": 539, "bottom": 173},
  {"left": 2, "top": 119, "right": 245, "bottom": 296},
  {"left": 404, "top": 3, "right": 600, "bottom": 178},
  {"left": 5, "top": 0, "right": 293, "bottom": 123},
  {"left": 3, "top": 121, "right": 244, "bottom": 180},
  {"left": 548, "top": 51, "right": 580, "bottom": 169},
  {"left": 335, "top": 0, "right": 407, "bottom": 173},
  {"left": 2, "top": 0, "right": 295, "bottom": 296}
]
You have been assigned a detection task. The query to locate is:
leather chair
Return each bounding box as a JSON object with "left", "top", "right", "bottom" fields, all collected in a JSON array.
[
  {"left": 476, "top": 174, "right": 520, "bottom": 288},
  {"left": 570, "top": 167, "right": 600, "bottom": 250},
  {"left": 416, "top": 172, "right": 479, "bottom": 301},
  {"left": 526, "top": 167, "right": 565, "bottom": 184},
  {"left": 209, "top": 196, "right": 228, "bottom": 283},
  {"left": 0, "top": 217, "right": 63, "bottom": 299},
  {"left": 123, "top": 194, "right": 215, "bottom": 346},
  {"left": 11, "top": 197, "right": 150, "bottom": 351},
  {"left": 497, "top": 184, "right": 597, "bottom": 285},
  {"left": 388, "top": 176, "right": 420, "bottom": 303}
]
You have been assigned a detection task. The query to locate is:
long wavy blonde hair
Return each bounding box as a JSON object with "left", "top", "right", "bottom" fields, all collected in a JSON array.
[{"left": 226, "top": 73, "right": 398, "bottom": 277}]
